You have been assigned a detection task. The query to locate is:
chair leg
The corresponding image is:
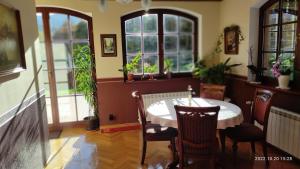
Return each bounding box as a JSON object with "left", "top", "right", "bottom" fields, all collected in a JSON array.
[
  {"left": 262, "top": 141, "right": 269, "bottom": 167},
  {"left": 179, "top": 157, "right": 184, "bottom": 169},
  {"left": 219, "top": 129, "right": 226, "bottom": 153},
  {"left": 141, "top": 141, "right": 147, "bottom": 164},
  {"left": 251, "top": 141, "right": 256, "bottom": 154},
  {"left": 232, "top": 140, "right": 238, "bottom": 165},
  {"left": 170, "top": 138, "right": 177, "bottom": 161}
]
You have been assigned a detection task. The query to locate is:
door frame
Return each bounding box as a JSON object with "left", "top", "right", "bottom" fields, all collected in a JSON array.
[{"left": 36, "top": 7, "right": 97, "bottom": 131}]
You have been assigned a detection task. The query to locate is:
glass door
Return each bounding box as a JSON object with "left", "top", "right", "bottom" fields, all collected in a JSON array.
[{"left": 36, "top": 8, "right": 96, "bottom": 129}]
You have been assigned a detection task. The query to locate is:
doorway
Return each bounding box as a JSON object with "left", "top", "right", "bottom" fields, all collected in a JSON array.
[{"left": 36, "top": 7, "right": 96, "bottom": 130}]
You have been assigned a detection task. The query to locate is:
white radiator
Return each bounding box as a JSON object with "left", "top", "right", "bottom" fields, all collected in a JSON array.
[
  {"left": 142, "top": 91, "right": 189, "bottom": 118},
  {"left": 267, "top": 106, "right": 300, "bottom": 159},
  {"left": 142, "top": 91, "right": 189, "bottom": 109}
]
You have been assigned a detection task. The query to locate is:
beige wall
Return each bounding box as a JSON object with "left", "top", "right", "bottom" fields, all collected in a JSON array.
[
  {"left": 0, "top": 0, "right": 43, "bottom": 114},
  {"left": 35, "top": 0, "right": 221, "bottom": 78},
  {"left": 219, "top": 0, "right": 259, "bottom": 76}
]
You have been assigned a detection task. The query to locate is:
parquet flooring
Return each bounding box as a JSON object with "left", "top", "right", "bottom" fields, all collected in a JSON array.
[{"left": 45, "top": 128, "right": 300, "bottom": 169}]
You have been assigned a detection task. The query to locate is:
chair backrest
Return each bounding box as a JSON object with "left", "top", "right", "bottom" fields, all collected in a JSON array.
[
  {"left": 174, "top": 105, "right": 220, "bottom": 158},
  {"left": 132, "top": 91, "right": 147, "bottom": 132},
  {"left": 251, "top": 89, "right": 274, "bottom": 136},
  {"left": 200, "top": 83, "right": 226, "bottom": 101}
]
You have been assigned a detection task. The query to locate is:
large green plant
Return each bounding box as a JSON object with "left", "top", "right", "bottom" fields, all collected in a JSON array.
[
  {"left": 73, "top": 45, "right": 97, "bottom": 117},
  {"left": 193, "top": 57, "right": 241, "bottom": 84}
]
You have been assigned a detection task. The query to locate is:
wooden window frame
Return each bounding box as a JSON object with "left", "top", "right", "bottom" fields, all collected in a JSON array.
[
  {"left": 121, "top": 9, "right": 198, "bottom": 81},
  {"left": 258, "top": 0, "right": 300, "bottom": 83}
]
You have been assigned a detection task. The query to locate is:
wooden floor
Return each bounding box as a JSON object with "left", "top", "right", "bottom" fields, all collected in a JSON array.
[{"left": 45, "top": 127, "right": 300, "bottom": 169}]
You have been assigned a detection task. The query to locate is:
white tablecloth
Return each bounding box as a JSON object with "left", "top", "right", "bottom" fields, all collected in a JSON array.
[{"left": 146, "top": 97, "right": 243, "bottom": 129}]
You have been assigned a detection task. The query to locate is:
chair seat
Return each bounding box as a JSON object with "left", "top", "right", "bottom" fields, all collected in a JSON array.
[
  {"left": 145, "top": 123, "right": 178, "bottom": 141},
  {"left": 225, "top": 123, "right": 264, "bottom": 142},
  {"left": 176, "top": 138, "right": 219, "bottom": 158}
]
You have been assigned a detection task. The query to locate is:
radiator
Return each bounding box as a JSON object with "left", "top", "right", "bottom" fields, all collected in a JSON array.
[
  {"left": 142, "top": 91, "right": 189, "bottom": 116},
  {"left": 267, "top": 106, "right": 300, "bottom": 159}
]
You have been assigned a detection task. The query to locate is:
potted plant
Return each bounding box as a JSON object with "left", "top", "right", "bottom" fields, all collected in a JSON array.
[
  {"left": 124, "top": 52, "right": 141, "bottom": 81},
  {"left": 271, "top": 54, "right": 294, "bottom": 89},
  {"left": 193, "top": 57, "right": 241, "bottom": 84},
  {"left": 144, "top": 64, "right": 157, "bottom": 80},
  {"left": 164, "top": 59, "right": 173, "bottom": 79},
  {"left": 73, "top": 45, "right": 99, "bottom": 130}
]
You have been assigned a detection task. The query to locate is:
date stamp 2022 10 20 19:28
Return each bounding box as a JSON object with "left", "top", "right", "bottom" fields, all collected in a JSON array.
[{"left": 255, "top": 156, "right": 293, "bottom": 161}]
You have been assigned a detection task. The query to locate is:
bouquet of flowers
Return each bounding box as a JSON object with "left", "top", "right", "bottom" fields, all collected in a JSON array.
[{"left": 271, "top": 54, "right": 294, "bottom": 78}]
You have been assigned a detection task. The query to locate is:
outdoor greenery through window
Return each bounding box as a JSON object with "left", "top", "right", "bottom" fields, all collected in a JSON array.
[
  {"left": 260, "top": 0, "right": 298, "bottom": 77},
  {"left": 121, "top": 9, "right": 198, "bottom": 78}
]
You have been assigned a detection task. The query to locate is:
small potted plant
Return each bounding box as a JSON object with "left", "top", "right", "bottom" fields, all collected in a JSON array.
[
  {"left": 73, "top": 45, "right": 99, "bottom": 130},
  {"left": 124, "top": 52, "right": 141, "bottom": 81},
  {"left": 164, "top": 59, "right": 173, "bottom": 79},
  {"left": 271, "top": 54, "right": 294, "bottom": 89},
  {"left": 144, "top": 64, "right": 157, "bottom": 80}
]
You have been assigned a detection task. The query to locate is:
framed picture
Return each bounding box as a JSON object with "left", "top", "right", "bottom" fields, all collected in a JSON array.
[
  {"left": 100, "top": 34, "right": 117, "bottom": 57},
  {"left": 0, "top": 3, "right": 26, "bottom": 77},
  {"left": 224, "top": 26, "right": 239, "bottom": 55}
]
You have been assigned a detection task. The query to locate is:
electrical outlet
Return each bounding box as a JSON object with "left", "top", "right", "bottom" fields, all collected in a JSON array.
[{"left": 109, "top": 114, "right": 115, "bottom": 121}]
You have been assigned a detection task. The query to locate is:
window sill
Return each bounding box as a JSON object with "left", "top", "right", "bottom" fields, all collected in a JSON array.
[
  {"left": 125, "top": 73, "right": 193, "bottom": 82},
  {"left": 245, "top": 81, "right": 300, "bottom": 96},
  {"left": 124, "top": 76, "right": 197, "bottom": 84}
]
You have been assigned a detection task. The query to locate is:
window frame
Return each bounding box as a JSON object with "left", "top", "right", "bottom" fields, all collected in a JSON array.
[
  {"left": 121, "top": 9, "right": 198, "bottom": 80},
  {"left": 258, "top": 0, "right": 300, "bottom": 81}
]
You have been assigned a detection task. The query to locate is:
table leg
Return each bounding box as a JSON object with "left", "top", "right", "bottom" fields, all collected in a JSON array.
[{"left": 219, "top": 129, "right": 226, "bottom": 153}]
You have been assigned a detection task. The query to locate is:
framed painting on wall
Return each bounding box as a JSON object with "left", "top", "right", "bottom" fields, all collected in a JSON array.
[
  {"left": 0, "top": 3, "right": 26, "bottom": 77},
  {"left": 100, "top": 34, "right": 117, "bottom": 57},
  {"left": 224, "top": 26, "right": 239, "bottom": 55}
]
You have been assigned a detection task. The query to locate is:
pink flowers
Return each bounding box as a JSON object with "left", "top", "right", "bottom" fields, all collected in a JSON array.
[
  {"left": 271, "top": 54, "right": 293, "bottom": 78},
  {"left": 271, "top": 59, "right": 281, "bottom": 78}
]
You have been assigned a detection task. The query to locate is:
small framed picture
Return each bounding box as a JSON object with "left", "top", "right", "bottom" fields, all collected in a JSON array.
[
  {"left": 224, "top": 26, "right": 239, "bottom": 55},
  {"left": 100, "top": 34, "right": 117, "bottom": 57}
]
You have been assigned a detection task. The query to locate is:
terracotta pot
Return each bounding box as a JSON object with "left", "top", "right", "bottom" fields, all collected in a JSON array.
[
  {"left": 127, "top": 73, "right": 134, "bottom": 81},
  {"left": 149, "top": 74, "right": 154, "bottom": 80},
  {"left": 278, "top": 75, "right": 290, "bottom": 89}
]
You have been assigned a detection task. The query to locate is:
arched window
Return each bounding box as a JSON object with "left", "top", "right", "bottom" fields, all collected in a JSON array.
[
  {"left": 259, "top": 0, "right": 299, "bottom": 77},
  {"left": 121, "top": 9, "right": 198, "bottom": 80}
]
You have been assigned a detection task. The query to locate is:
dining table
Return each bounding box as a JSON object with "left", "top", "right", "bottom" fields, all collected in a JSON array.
[{"left": 146, "top": 97, "right": 243, "bottom": 130}]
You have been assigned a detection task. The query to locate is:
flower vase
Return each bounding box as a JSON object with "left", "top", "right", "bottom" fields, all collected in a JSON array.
[{"left": 278, "top": 75, "right": 290, "bottom": 89}]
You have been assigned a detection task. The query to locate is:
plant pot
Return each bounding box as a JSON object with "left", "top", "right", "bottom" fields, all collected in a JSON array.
[
  {"left": 165, "top": 71, "right": 172, "bottom": 79},
  {"left": 149, "top": 74, "right": 155, "bottom": 80},
  {"left": 278, "top": 75, "right": 290, "bottom": 89},
  {"left": 127, "top": 73, "right": 134, "bottom": 81},
  {"left": 83, "top": 116, "right": 99, "bottom": 130}
]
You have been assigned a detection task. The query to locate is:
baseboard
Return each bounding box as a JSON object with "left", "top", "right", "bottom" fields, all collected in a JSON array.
[{"left": 100, "top": 123, "right": 141, "bottom": 133}]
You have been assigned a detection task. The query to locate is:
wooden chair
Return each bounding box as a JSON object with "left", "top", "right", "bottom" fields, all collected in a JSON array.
[
  {"left": 200, "top": 83, "right": 226, "bottom": 101},
  {"left": 174, "top": 105, "right": 220, "bottom": 169},
  {"left": 222, "top": 89, "right": 274, "bottom": 166},
  {"left": 132, "top": 91, "right": 178, "bottom": 165}
]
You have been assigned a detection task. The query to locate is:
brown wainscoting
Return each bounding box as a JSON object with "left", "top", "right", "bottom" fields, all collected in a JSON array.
[
  {"left": 97, "top": 77, "right": 201, "bottom": 125},
  {"left": 225, "top": 74, "right": 300, "bottom": 123},
  {"left": 0, "top": 95, "right": 49, "bottom": 169}
]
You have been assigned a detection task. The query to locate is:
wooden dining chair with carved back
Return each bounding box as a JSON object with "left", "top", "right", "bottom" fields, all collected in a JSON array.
[
  {"left": 174, "top": 105, "right": 220, "bottom": 169},
  {"left": 132, "top": 91, "right": 178, "bottom": 165},
  {"left": 222, "top": 89, "right": 274, "bottom": 166},
  {"left": 200, "top": 83, "right": 226, "bottom": 101}
]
